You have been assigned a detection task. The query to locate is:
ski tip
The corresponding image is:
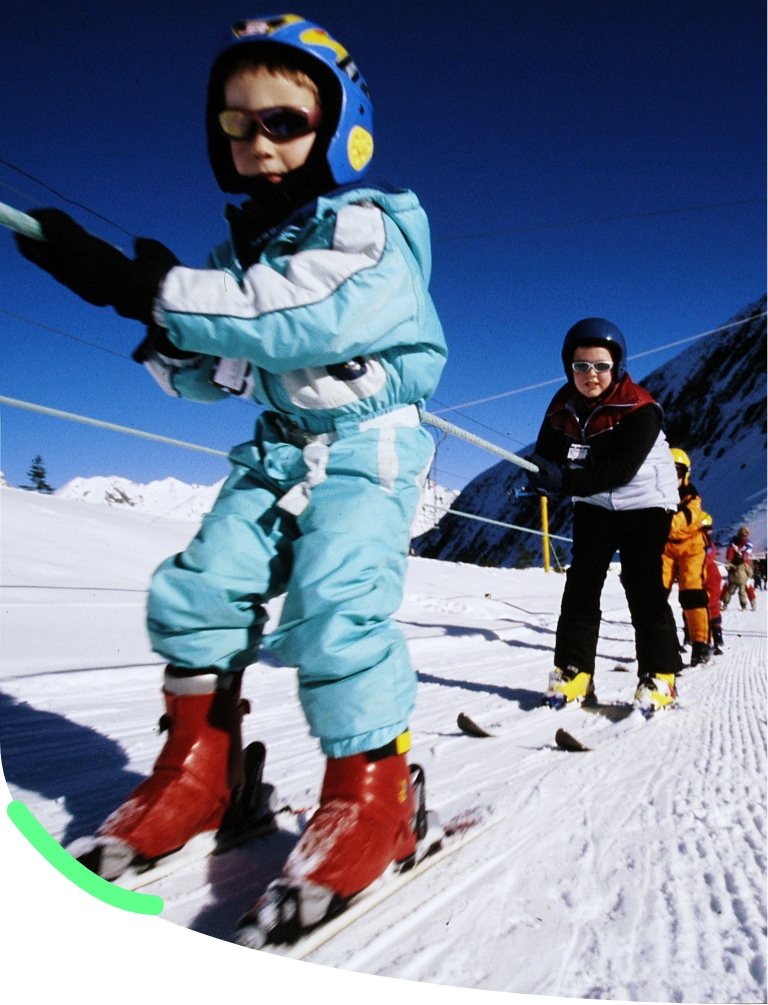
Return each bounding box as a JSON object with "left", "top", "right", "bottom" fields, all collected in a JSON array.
[
  {"left": 457, "top": 712, "right": 495, "bottom": 738},
  {"left": 555, "top": 728, "right": 592, "bottom": 752}
]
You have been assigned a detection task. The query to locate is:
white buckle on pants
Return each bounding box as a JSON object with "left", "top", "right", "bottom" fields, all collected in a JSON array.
[{"left": 275, "top": 405, "right": 420, "bottom": 516}]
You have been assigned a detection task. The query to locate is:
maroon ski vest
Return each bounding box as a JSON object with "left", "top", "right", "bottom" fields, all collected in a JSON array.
[{"left": 545, "top": 374, "right": 659, "bottom": 441}]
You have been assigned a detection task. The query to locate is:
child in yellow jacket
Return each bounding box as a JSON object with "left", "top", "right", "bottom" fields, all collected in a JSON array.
[{"left": 662, "top": 449, "right": 710, "bottom": 665}]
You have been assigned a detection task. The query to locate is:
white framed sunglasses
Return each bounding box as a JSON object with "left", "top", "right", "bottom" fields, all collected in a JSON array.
[{"left": 571, "top": 360, "right": 614, "bottom": 374}]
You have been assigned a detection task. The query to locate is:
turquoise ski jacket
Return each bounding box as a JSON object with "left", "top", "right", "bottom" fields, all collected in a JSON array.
[{"left": 152, "top": 185, "right": 447, "bottom": 429}]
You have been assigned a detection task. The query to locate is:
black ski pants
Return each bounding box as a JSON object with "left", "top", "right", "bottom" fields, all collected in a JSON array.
[{"left": 555, "top": 503, "right": 683, "bottom": 679}]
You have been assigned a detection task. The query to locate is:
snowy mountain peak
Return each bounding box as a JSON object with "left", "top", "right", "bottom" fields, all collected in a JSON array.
[
  {"left": 56, "top": 475, "right": 225, "bottom": 522},
  {"left": 56, "top": 473, "right": 459, "bottom": 537}
]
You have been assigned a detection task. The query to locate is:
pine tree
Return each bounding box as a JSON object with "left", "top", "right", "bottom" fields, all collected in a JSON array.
[{"left": 22, "top": 455, "right": 54, "bottom": 493}]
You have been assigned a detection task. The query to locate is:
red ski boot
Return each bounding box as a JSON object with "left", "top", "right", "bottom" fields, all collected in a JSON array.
[
  {"left": 237, "top": 732, "right": 425, "bottom": 947},
  {"left": 70, "top": 669, "right": 250, "bottom": 879}
]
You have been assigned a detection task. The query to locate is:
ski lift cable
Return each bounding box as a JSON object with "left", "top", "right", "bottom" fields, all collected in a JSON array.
[
  {"left": 0, "top": 394, "right": 562, "bottom": 545},
  {"left": 0, "top": 310, "right": 262, "bottom": 409},
  {"left": 0, "top": 395, "right": 230, "bottom": 458},
  {"left": 0, "top": 198, "right": 757, "bottom": 531},
  {"left": 0, "top": 391, "right": 537, "bottom": 473},
  {"left": 433, "top": 312, "right": 767, "bottom": 414},
  {"left": 420, "top": 411, "right": 538, "bottom": 472},
  {"left": 0, "top": 158, "right": 135, "bottom": 237},
  {"left": 0, "top": 177, "right": 47, "bottom": 208},
  {"left": 0, "top": 308, "right": 134, "bottom": 360},
  {"left": 432, "top": 197, "right": 767, "bottom": 245},
  {"left": 2, "top": 155, "right": 759, "bottom": 246},
  {"left": 423, "top": 502, "right": 572, "bottom": 543}
]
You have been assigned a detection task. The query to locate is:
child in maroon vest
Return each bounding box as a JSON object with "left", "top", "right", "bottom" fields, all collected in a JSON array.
[
  {"left": 527, "top": 318, "right": 681, "bottom": 716},
  {"left": 701, "top": 514, "right": 725, "bottom": 654}
]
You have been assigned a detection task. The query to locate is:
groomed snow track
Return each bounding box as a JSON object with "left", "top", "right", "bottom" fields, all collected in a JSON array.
[{"left": 1, "top": 488, "right": 765, "bottom": 1001}]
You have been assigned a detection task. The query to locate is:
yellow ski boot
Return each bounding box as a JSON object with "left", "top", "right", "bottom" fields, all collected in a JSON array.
[
  {"left": 633, "top": 673, "right": 677, "bottom": 717},
  {"left": 546, "top": 666, "right": 596, "bottom": 710}
]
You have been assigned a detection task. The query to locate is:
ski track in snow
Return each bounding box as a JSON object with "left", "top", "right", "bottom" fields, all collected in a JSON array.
[{"left": 0, "top": 487, "right": 766, "bottom": 1001}]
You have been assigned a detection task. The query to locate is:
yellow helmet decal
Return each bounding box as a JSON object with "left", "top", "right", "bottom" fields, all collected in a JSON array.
[
  {"left": 299, "top": 27, "right": 349, "bottom": 63},
  {"left": 348, "top": 125, "right": 373, "bottom": 171}
]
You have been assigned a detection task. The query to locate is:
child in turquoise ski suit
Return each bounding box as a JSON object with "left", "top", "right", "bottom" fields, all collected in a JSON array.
[
  {"left": 16, "top": 15, "right": 447, "bottom": 932},
  {"left": 146, "top": 180, "right": 446, "bottom": 757}
]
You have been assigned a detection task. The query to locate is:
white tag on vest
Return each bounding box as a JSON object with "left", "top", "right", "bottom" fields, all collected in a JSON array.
[{"left": 567, "top": 443, "right": 590, "bottom": 461}]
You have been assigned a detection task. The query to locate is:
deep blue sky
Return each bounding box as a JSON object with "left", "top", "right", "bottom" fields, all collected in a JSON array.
[{"left": 0, "top": 0, "right": 764, "bottom": 492}]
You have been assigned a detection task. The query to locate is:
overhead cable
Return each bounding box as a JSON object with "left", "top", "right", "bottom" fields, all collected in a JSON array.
[
  {"left": 434, "top": 197, "right": 766, "bottom": 245},
  {"left": 0, "top": 308, "right": 133, "bottom": 359},
  {"left": 434, "top": 312, "right": 767, "bottom": 414},
  {"left": 0, "top": 395, "right": 573, "bottom": 545},
  {"left": 0, "top": 157, "right": 135, "bottom": 237}
]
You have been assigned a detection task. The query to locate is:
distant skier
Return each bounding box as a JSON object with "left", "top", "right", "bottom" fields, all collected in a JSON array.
[
  {"left": 722, "top": 526, "right": 757, "bottom": 611},
  {"left": 662, "top": 449, "right": 711, "bottom": 666},
  {"left": 701, "top": 512, "right": 725, "bottom": 656},
  {"left": 526, "top": 318, "right": 682, "bottom": 716},
  {"left": 15, "top": 14, "right": 447, "bottom": 943}
]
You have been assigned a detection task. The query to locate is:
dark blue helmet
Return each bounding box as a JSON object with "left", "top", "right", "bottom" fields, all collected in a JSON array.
[{"left": 561, "top": 318, "right": 628, "bottom": 381}]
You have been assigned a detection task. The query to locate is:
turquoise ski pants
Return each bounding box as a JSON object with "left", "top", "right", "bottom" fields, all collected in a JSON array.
[{"left": 146, "top": 413, "right": 434, "bottom": 757}]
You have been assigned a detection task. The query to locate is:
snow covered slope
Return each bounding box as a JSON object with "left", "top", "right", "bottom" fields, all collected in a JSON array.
[
  {"left": 1, "top": 487, "right": 765, "bottom": 1001},
  {"left": 415, "top": 296, "right": 766, "bottom": 565}
]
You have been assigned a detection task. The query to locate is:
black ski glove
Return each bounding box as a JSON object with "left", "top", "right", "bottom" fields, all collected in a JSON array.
[
  {"left": 132, "top": 324, "right": 200, "bottom": 364},
  {"left": 526, "top": 453, "right": 564, "bottom": 494},
  {"left": 15, "top": 209, "right": 179, "bottom": 325}
]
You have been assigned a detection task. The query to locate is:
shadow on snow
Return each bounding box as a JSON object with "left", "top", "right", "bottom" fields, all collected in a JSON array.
[{"left": 0, "top": 689, "right": 146, "bottom": 846}]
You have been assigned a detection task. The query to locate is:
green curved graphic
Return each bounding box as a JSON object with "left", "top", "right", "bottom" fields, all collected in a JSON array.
[{"left": 6, "top": 800, "right": 164, "bottom": 915}]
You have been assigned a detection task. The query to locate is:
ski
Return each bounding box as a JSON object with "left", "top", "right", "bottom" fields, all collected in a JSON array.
[
  {"left": 555, "top": 706, "right": 670, "bottom": 752},
  {"left": 457, "top": 711, "right": 496, "bottom": 737},
  {"left": 255, "top": 805, "right": 503, "bottom": 960},
  {"left": 458, "top": 699, "right": 629, "bottom": 740},
  {"left": 112, "top": 805, "right": 303, "bottom": 893}
]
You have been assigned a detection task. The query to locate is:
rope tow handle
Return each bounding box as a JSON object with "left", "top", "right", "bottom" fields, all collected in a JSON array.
[
  {"left": 0, "top": 200, "right": 44, "bottom": 241},
  {"left": 420, "top": 410, "right": 539, "bottom": 473}
]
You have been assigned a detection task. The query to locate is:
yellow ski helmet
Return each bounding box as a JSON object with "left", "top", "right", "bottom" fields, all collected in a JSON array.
[
  {"left": 670, "top": 447, "right": 691, "bottom": 483},
  {"left": 701, "top": 511, "right": 713, "bottom": 529}
]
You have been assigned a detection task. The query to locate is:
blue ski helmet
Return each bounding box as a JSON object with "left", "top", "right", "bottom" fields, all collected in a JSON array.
[
  {"left": 561, "top": 318, "right": 628, "bottom": 381},
  {"left": 207, "top": 14, "right": 373, "bottom": 193}
]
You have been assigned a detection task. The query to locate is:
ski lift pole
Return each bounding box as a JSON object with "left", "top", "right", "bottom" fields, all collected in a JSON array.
[
  {"left": 541, "top": 494, "right": 550, "bottom": 573},
  {"left": 0, "top": 201, "right": 44, "bottom": 241}
]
